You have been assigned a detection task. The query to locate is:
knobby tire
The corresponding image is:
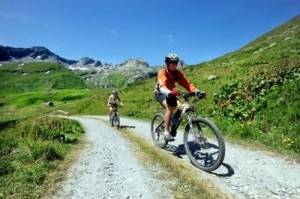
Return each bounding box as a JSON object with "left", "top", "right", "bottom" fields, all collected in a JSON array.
[
  {"left": 111, "top": 112, "right": 120, "bottom": 128},
  {"left": 151, "top": 113, "right": 168, "bottom": 148},
  {"left": 183, "top": 117, "right": 225, "bottom": 172}
]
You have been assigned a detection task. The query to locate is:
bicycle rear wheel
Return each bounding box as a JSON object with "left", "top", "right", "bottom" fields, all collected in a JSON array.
[
  {"left": 183, "top": 117, "right": 225, "bottom": 172},
  {"left": 151, "top": 113, "right": 168, "bottom": 148}
]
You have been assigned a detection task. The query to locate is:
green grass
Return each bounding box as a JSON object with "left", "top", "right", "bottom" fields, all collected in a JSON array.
[
  {"left": 0, "top": 62, "right": 87, "bottom": 94},
  {"left": 105, "top": 72, "right": 127, "bottom": 87},
  {"left": 0, "top": 116, "right": 84, "bottom": 198}
]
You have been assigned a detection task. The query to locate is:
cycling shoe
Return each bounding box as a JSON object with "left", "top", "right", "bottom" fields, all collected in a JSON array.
[{"left": 164, "top": 131, "right": 175, "bottom": 141}]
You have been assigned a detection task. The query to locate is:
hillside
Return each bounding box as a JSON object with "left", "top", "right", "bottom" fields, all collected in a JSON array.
[
  {"left": 0, "top": 62, "right": 87, "bottom": 94},
  {"left": 210, "top": 15, "right": 299, "bottom": 67}
]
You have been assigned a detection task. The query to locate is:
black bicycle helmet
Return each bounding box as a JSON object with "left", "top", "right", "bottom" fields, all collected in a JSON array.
[
  {"left": 112, "top": 90, "right": 119, "bottom": 95},
  {"left": 165, "top": 53, "right": 179, "bottom": 63}
]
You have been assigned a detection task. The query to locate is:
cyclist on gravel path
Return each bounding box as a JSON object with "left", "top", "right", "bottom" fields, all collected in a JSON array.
[
  {"left": 107, "top": 90, "right": 123, "bottom": 121},
  {"left": 154, "top": 53, "right": 206, "bottom": 141}
]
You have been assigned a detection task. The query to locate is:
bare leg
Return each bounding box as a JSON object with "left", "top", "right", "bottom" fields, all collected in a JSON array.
[
  {"left": 176, "top": 100, "right": 183, "bottom": 111},
  {"left": 162, "top": 100, "right": 175, "bottom": 132},
  {"left": 109, "top": 107, "right": 114, "bottom": 119}
]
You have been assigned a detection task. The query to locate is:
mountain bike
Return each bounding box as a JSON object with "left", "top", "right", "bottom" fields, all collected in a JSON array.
[
  {"left": 151, "top": 92, "right": 225, "bottom": 172},
  {"left": 110, "top": 105, "right": 120, "bottom": 129}
]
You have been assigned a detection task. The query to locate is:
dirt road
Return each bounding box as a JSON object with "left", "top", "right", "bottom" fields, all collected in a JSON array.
[{"left": 53, "top": 115, "right": 300, "bottom": 199}]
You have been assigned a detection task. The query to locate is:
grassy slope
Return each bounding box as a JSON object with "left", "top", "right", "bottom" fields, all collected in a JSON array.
[
  {"left": 0, "top": 62, "right": 96, "bottom": 124},
  {"left": 0, "top": 62, "right": 96, "bottom": 198},
  {"left": 0, "top": 62, "right": 86, "bottom": 94}
]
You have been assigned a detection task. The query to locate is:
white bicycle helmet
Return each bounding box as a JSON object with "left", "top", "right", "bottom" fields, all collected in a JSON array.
[{"left": 165, "top": 53, "right": 179, "bottom": 63}]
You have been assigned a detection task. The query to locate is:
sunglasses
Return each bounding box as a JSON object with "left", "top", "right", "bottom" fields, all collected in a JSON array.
[{"left": 166, "top": 61, "right": 178, "bottom": 65}]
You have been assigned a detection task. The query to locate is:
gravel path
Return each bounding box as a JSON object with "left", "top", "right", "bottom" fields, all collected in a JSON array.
[
  {"left": 53, "top": 115, "right": 300, "bottom": 199},
  {"left": 53, "top": 116, "right": 172, "bottom": 199}
]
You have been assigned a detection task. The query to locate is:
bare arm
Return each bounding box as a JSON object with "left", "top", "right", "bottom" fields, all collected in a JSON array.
[
  {"left": 107, "top": 95, "right": 112, "bottom": 106},
  {"left": 117, "top": 96, "right": 124, "bottom": 106}
]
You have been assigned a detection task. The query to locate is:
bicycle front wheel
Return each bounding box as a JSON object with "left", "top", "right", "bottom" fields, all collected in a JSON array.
[
  {"left": 111, "top": 115, "right": 114, "bottom": 127},
  {"left": 151, "top": 113, "right": 168, "bottom": 148},
  {"left": 184, "top": 117, "right": 225, "bottom": 172},
  {"left": 111, "top": 113, "right": 120, "bottom": 128},
  {"left": 116, "top": 115, "right": 120, "bottom": 129}
]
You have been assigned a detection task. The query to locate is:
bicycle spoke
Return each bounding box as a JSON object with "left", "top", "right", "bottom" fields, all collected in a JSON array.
[
  {"left": 151, "top": 113, "right": 168, "bottom": 148},
  {"left": 184, "top": 118, "right": 225, "bottom": 171}
]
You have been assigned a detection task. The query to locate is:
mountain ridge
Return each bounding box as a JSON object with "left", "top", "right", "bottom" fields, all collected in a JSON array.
[
  {"left": 0, "top": 45, "right": 187, "bottom": 69},
  {"left": 0, "top": 46, "right": 77, "bottom": 65},
  {"left": 0, "top": 45, "right": 189, "bottom": 88}
]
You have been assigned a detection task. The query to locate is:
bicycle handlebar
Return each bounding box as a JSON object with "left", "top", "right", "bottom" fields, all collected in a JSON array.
[{"left": 179, "top": 92, "right": 205, "bottom": 101}]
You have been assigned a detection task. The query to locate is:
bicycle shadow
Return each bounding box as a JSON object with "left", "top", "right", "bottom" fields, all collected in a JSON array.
[
  {"left": 164, "top": 144, "right": 186, "bottom": 158},
  {"left": 164, "top": 143, "right": 234, "bottom": 178},
  {"left": 208, "top": 162, "right": 234, "bottom": 177},
  {"left": 118, "top": 125, "right": 135, "bottom": 129}
]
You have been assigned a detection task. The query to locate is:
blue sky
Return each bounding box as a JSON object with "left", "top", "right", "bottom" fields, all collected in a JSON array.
[{"left": 0, "top": 0, "right": 299, "bottom": 66}]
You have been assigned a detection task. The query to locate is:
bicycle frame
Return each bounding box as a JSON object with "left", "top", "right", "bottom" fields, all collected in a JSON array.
[
  {"left": 112, "top": 111, "right": 119, "bottom": 120},
  {"left": 172, "top": 93, "right": 198, "bottom": 133}
]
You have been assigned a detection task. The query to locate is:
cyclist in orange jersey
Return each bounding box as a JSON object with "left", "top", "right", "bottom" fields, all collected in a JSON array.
[{"left": 154, "top": 53, "right": 206, "bottom": 141}]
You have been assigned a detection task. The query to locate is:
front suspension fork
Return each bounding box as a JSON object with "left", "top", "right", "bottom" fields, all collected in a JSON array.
[{"left": 187, "top": 115, "right": 198, "bottom": 142}]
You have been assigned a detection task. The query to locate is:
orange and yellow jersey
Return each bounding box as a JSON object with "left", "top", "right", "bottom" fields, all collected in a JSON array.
[{"left": 155, "top": 68, "right": 197, "bottom": 97}]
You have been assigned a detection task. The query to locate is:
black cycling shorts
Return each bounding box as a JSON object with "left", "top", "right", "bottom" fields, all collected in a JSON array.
[
  {"left": 156, "top": 93, "right": 177, "bottom": 108},
  {"left": 109, "top": 103, "right": 117, "bottom": 108}
]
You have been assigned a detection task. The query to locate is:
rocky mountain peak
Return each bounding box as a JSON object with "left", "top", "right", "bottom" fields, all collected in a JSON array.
[
  {"left": 75, "top": 56, "right": 103, "bottom": 68},
  {"left": 119, "top": 58, "right": 149, "bottom": 68},
  {"left": 0, "top": 45, "right": 77, "bottom": 65}
]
